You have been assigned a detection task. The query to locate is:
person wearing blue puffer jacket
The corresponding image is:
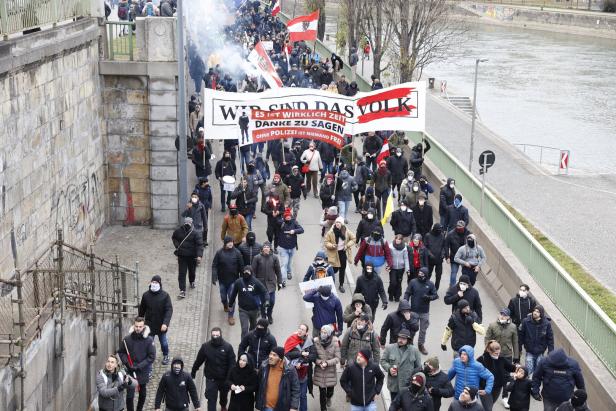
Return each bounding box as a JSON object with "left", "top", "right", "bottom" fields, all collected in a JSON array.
[
  {"left": 447, "top": 345, "right": 494, "bottom": 400},
  {"left": 303, "top": 285, "right": 344, "bottom": 338}
]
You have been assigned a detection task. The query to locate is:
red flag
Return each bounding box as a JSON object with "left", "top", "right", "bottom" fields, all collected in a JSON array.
[
  {"left": 248, "top": 42, "right": 283, "bottom": 89},
  {"left": 286, "top": 10, "right": 319, "bottom": 43},
  {"left": 271, "top": 0, "right": 281, "bottom": 17},
  {"left": 376, "top": 138, "right": 390, "bottom": 164}
]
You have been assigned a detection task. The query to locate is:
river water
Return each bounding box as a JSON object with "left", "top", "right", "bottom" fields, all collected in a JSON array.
[{"left": 426, "top": 24, "right": 616, "bottom": 173}]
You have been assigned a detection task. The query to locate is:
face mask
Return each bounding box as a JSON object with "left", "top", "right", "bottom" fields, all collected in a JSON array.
[
  {"left": 255, "top": 327, "right": 266, "bottom": 337},
  {"left": 367, "top": 214, "right": 374, "bottom": 220},
  {"left": 396, "top": 152, "right": 402, "bottom": 157},
  {"left": 150, "top": 282, "right": 161, "bottom": 292},
  {"left": 224, "top": 155, "right": 230, "bottom": 160},
  {"left": 320, "top": 333, "right": 329, "bottom": 340},
  {"left": 191, "top": 197, "right": 198, "bottom": 204},
  {"left": 467, "top": 239, "right": 475, "bottom": 248},
  {"left": 320, "top": 295, "right": 330, "bottom": 301},
  {"left": 418, "top": 275, "right": 426, "bottom": 282},
  {"left": 459, "top": 283, "right": 468, "bottom": 291},
  {"left": 455, "top": 227, "right": 465, "bottom": 234},
  {"left": 490, "top": 354, "right": 499, "bottom": 360},
  {"left": 242, "top": 272, "right": 251, "bottom": 280},
  {"left": 365, "top": 269, "right": 373, "bottom": 277},
  {"left": 371, "top": 233, "right": 381, "bottom": 241},
  {"left": 403, "top": 311, "right": 411, "bottom": 320},
  {"left": 449, "top": 183, "right": 455, "bottom": 189},
  {"left": 407, "top": 173, "right": 414, "bottom": 179},
  {"left": 412, "top": 186, "right": 419, "bottom": 192},
  {"left": 454, "top": 198, "right": 462, "bottom": 208},
  {"left": 418, "top": 200, "right": 425, "bottom": 206},
  {"left": 410, "top": 384, "right": 421, "bottom": 394},
  {"left": 518, "top": 290, "right": 528, "bottom": 298},
  {"left": 211, "top": 335, "right": 222, "bottom": 345},
  {"left": 499, "top": 319, "right": 508, "bottom": 324},
  {"left": 400, "top": 206, "right": 407, "bottom": 211},
  {"left": 230, "top": 209, "right": 239, "bottom": 216},
  {"left": 357, "top": 324, "right": 365, "bottom": 330}
]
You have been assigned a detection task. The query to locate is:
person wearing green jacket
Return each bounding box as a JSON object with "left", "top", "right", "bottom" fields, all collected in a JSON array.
[{"left": 380, "top": 327, "right": 422, "bottom": 401}]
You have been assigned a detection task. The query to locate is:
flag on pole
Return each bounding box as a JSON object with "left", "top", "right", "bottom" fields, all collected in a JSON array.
[
  {"left": 287, "top": 10, "right": 319, "bottom": 43},
  {"left": 271, "top": 0, "right": 281, "bottom": 17},
  {"left": 284, "top": 45, "right": 291, "bottom": 73},
  {"left": 376, "top": 137, "right": 390, "bottom": 164},
  {"left": 380, "top": 192, "right": 394, "bottom": 226},
  {"left": 248, "top": 41, "right": 283, "bottom": 89}
]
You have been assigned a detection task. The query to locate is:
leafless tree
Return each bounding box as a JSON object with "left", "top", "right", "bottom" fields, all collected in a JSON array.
[
  {"left": 306, "top": 0, "right": 327, "bottom": 41},
  {"left": 385, "top": 0, "right": 466, "bottom": 82},
  {"left": 358, "top": 0, "right": 394, "bottom": 79},
  {"left": 342, "top": 0, "right": 363, "bottom": 62}
]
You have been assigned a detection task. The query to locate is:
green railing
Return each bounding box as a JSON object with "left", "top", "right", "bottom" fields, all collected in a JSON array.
[
  {"left": 0, "top": 0, "right": 90, "bottom": 38},
  {"left": 278, "top": 11, "right": 616, "bottom": 376},
  {"left": 105, "top": 21, "right": 134, "bottom": 61},
  {"left": 410, "top": 131, "right": 616, "bottom": 376}
]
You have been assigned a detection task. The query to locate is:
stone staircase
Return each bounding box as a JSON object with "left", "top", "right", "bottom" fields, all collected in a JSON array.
[{"left": 444, "top": 95, "right": 475, "bottom": 116}]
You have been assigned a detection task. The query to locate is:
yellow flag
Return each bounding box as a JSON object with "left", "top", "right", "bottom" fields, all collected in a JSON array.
[{"left": 380, "top": 192, "right": 394, "bottom": 226}]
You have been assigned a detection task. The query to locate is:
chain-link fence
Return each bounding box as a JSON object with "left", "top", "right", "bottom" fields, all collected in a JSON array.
[{"left": 0, "top": 230, "right": 139, "bottom": 368}]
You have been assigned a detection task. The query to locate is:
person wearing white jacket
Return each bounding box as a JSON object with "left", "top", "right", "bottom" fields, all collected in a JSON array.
[{"left": 300, "top": 142, "right": 323, "bottom": 198}]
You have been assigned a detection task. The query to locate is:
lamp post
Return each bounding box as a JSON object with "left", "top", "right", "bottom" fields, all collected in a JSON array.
[
  {"left": 468, "top": 58, "right": 488, "bottom": 173},
  {"left": 177, "top": 0, "right": 188, "bottom": 223}
]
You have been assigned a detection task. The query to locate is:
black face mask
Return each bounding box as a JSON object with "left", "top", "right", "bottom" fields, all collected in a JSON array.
[
  {"left": 242, "top": 272, "right": 252, "bottom": 280},
  {"left": 467, "top": 239, "right": 475, "bottom": 248},
  {"left": 211, "top": 335, "right": 222, "bottom": 346},
  {"left": 247, "top": 236, "right": 255, "bottom": 246},
  {"left": 224, "top": 155, "right": 231, "bottom": 160},
  {"left": 230, "top": 209, "right": 239, "bottom": 216},
  {"left": 365, "top": 270, "right": 374, "bottom": 278},
  {"left": 418, "top": 275, "right": 427, "bottom": 282},
  {"left": 255, "top": 327, "right": 266, "bottom": 337},
  {"left": 410, "top": 384, "right": 422, "bottom": 394},
  {"left": 371, "top": 233, "right": 381, "bottom": 241}
]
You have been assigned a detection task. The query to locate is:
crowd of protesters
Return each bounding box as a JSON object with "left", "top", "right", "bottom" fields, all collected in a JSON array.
[{"left": 97, "top": 1, "right": 588, "bottom": 411}]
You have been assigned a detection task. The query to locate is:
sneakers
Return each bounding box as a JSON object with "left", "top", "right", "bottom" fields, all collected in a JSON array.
[
  {"left": 394, "top": 297, "right": 400, "bottom": 302},
  {"left": 223, "top": 303, "right": 229, "bottom": 312},
  {"left": 326, "top": 397, "right": 332, "bottom": 407},
  {"left": 287, "top": 272, "right": 292, "bottom": 280},
  {"left": 190, "top": 282, "right": 196, "bottom": 289},
  {"left": 268, "top": 315, "right": 274, "bottom": 325},
  {"left": 162, "top": 355, "right": 170, "bottom": 365},
  {"left": 502, "top": 398, "right": 510, "bottom": 409},
  {"left": 388, "top": 295, "right": 393, "bottom": 302},
  {"left": 178, "top": 291, "right": 186, "bottom": 299},
  {"left": 339, "top": 285, "right": 345, "bottom": 293},
  {"left": 228, "top": 317, "right": 235, "bottom": 326},
  {"left": 418, "top": 344, "right": 428, "bottom": 355}
]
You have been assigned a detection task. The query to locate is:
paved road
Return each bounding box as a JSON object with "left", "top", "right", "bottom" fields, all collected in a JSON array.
[
  {"left": 93, "top": 141, "right": 533, "bottom": 410},
  {"left": 318, "top": 0, "right": 616, "bottom": 294}
]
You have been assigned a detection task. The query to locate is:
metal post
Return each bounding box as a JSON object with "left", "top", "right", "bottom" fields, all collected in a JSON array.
[
  {"left": 55, "top": 230, "right": 65, "bottom": 358},
  {"left": 292, "top": 0, "right": 297, "bottom": 18},
  {"left": 0, "top": 0, "right": 9, "bottom": 40},
  {"left": 480, "top": 155, "right": 487, "bottom": 217},
  {"left": 468, "top": 58, "right": 487, "bottom": 173},
  {"left": 89, "top": 246, "right": 97, "bottom": 357},
  {"left": 134, "top": 261, "right": 140, "bottom": 304},
  {"left": 128, "top": 22, "right": 133, "bottom": 61},
  {"left": 119, "top": 255, "right": 127, "bottom": 317},
  {"left": 114, "top": 256, "right": 122, "bottom": 347},
  {"left": 177, "top": 0, "right": 188, "bottom": 223},
  {"left": 539, "top": 146, "right": 543, "bottom": 165},
  {"left": 14, "top": 270, "right": 26, "bottom": 411}
]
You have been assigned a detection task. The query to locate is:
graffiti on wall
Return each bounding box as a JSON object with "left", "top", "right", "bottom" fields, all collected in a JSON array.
[{"left": 52, "top": 169, "right": 103, "bottom": 236}]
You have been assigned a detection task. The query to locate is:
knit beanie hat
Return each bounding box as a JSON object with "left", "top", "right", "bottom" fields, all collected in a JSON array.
[
  {"left": 570, "top": 389, "right": 587, "bottom": 407},
  {"left": 271, "top": 346, "right": 285, "bottom": 359},
  {"left": 358, "top": 348, "right": 371, "bottom": 362}
]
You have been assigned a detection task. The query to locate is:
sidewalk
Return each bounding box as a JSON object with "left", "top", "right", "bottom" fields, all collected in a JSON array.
[{"left": 320, "top": 5, "right": 616, "bottom": 294}]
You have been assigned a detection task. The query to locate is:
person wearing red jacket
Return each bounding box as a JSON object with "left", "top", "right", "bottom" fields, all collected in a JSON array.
[{"left": 354, "top": 230, "right": 393, "bottom": 276}]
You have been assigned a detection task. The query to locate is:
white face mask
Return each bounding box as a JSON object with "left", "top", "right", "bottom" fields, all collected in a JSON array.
[
  {"left": 191, "top": 197, "right": 198, "bottom": 204},
  {"left": 367, "top": 214, "right": 374, "bottom": 219},
  {"left": 459, "top": 283, "right": 468, "bottom": 291},
  {"left": 449, "top": 183, "right": 455, "bottom": 189},
  {"left": 320, "top": 295, "right": 330, "bottom": 301},
  {"left": 400, "top": 206, "right": 407, "bottom": 211},
  {"left": 418, "top": 200, "right": 425, "bottom": 206},
  {"left": 519, "top": 290, "right": 528, "bottom": 298},
  {"left": 412, "top": 186, "right": 419, "bottom": 192},
  {"left": 150, "top": 282, "right": 161, "bottom": 292},
  {"left": 396, "top": 152, "right": 402, "bottom": 157}
]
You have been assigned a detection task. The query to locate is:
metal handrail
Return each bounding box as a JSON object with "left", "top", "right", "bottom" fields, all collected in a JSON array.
[{"left": 105, "top": 21, "right": 134, "bottom": 61}]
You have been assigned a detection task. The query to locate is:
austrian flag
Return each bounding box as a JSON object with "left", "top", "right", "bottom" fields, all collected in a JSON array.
[
  {"left": 271, "top": 0, "right": 281, "bottom": 17},
  {"left": 287, "top": 10, "right": 319, "bottom": 42},
  {"left": 248, "top": 42, "right": 283, "bottom": 89}
]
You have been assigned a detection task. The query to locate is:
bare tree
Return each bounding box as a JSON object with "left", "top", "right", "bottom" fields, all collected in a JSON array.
[
  {"left": 342, "top": 0, "right": 363, "bottom": 62},
  {"left": 359, "top": 0, "right": 394, "bottom": 79},
  {"left": 385, "top": 0, "right": 466, "bottom": 82}
]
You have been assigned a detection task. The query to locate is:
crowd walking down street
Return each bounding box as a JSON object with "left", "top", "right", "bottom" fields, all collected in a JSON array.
[{"left": 93, "top": 2, "right": 591, "bottom": 411}]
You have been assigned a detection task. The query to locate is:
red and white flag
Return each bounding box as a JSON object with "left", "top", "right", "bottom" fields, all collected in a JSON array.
[
  {"left": 376, "top": 138, "right": 390, "bottom": 164},
  {"left": 248, "top": 42, "right": 283, "bottom": 89},
  {"left": 271, "top": 0, "right": 281, "bottom": 17},
  {"left": 287, "top": 10, "right": 319, "bottom": 43}
]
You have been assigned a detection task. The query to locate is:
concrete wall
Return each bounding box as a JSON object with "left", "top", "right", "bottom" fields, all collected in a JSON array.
[
  {"left": 458, "top": 2, "right": 616, "bottom": 38},
  {"left": 100, "top": 17, "right": 180, "bottom": 229},
  {"left": 0, "top": 18, "right": 106, "bottom": 280},
  {"left": 419, "top": 155, "right": 616, "bottom": 410},
  {"left": 0, "top": 313, "right": 127, "bottom": 411}
]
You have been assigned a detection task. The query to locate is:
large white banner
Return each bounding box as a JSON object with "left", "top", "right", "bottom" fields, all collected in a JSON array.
[{"left": 201, "top": 82, "right": 426, "bottom": 142}]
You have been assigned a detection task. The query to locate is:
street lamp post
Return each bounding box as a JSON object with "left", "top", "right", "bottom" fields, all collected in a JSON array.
[
  {"left": 468, "top": 58, "right": 488, "bottom": 173},
  {"left": 177, "top": 0, "right": 188, "bottom": 223}
]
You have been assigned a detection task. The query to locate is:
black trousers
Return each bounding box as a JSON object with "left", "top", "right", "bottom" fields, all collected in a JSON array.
[
  {"left": 334, "top": 250, "right": 347, "bottom": 286},
  {"left": 319, "top": 386, "right": 335, "bottom": 410},
  {"left": 428, "top": 258, "right": 443, "bottom": 290},
  {"left": 205, "top": 378, "right": 229, "bottom": 411},
  {"left": 388, "top": 268, "right": 405, "bottom": 300},
  {"left": 178, "top": 256, "right": 197, "bottom": 291},
  {"left": 126, "top": 384, "right": 147, "bottom": 411}
]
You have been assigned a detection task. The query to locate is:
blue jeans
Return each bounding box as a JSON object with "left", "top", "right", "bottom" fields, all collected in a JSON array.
[
  {"left": 261, "top": 291, "right": 276, "bottom": 317},
  {"left": 244, "top": 212, "right": 254, "bottom": 231},
  {"left": 321, "top": 161, "right": 335, "bottom": 179},
  {"left": 525, "top": 352, "right": 544, "bottom": 375},
  {"left": 155, "top": 332, "right": 169, "bottom": 356},
  {"left": 450, "top": 262, "right": 460, "bottom": 286},
  {"left": 277, "top": 247, "right": 295, "bottom": 279},
  {"left": 240, "top": 150, "right": 252, "bottom": 173},
  {"left": 299, "top": 378, "right": 308, "bottom": 411},
  {"left": 251, "top": 142, "right": 265, "bottom": 154},
  {"left": 338, "top": 200, "right": 351, "bottom": 220},
  {"left": 219, "top": 282, "right": 235, "bottom": 316},
  {"left": 351, "top": 402, "right": 377, "bottom": 411}
]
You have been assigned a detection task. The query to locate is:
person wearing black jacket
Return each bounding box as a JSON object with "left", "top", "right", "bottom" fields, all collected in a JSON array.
[
  {"left": 192, "top": 135, "right": 212, "bottom": 178},
  {"left": 439, "top": 178, "right": 456, "bottom": 228},
  {"left": 340, "top": 348, "right": 385, "bottom": 409},
  {"left": 238, "top": 318, "right": 277, "bottom": 369},
  {"left": 319, "top": 174, "right": 336, "bottom": 209},
  {"left": 444, "top": 274, "right": 483, "bottom": 323},
  {"left": 238, "top": 231, "right": 261, "bottom": 266},
  {"left": 356, "top": 208, "right": 384, "bottom": 244},
  {"left": 229, "top": 266, "right": 270, "bottom": 338},
  {"left": 172, "top": 217, "right": 204, "bottom": 299},
  {"left": 227, "top": 353, "right": 258, "bottom": 411},
  {"left": 403, "top": 267, "right": 438, "bottom": 355},
  {"left": 317, "top": 140, "right": 338, "bottom": 181},
  {"left": 380, "top": 299, "right": 420, "bottom": 345},
  {"left": 390, "top": 200, "right": 416, "bottom": 240},
  {"left": 424, "top": 223, "right": 446, "bottom": 290},
  {"left": 212, "top": 237, "right": 244, "bottom": 325},
  {"left": 441, "top": 300, "right": 483, "bottom": 352},
  {"left": 255, "top": 347, "right": 301, "bottom": 411},
  {"left": 412, "top": 192, "right": 433, "bottom": 238},
  {"left": 363, "top": 133, "right": 382, "bottom": 171},
  {"left": 230, "top": 177, "right": 258, "bottom": 230},
  {"left": 191, "top": 328, "right": 236, "bottom": 411},
  {"left": 477, "top": 341, "right": 517, "bottom": 410},
  {"left": 386, "top": 147, "right": 408, "bottom": 195},
  {"left": 154, "top": 357, "right": 200, "bottom": 411},
  {"left": 444, "top": 194, "right": 469, "bottom": 232},
  {"left": 416, "top": 357, "right": 454, "bottom": 411},
  {"left": 138, "top": 275, "right": 173, "bottom": 365},
  {"left": 182, "top": 191, "right": 208, "bottom": 236},
  {"left": 445, "top": 221, "right": 471, "bottom": 286},
  {"left": 354, "top": 264, "right": 388, "bottom": 323},
  {"left": 117, "top": 317, "right": 156, "bottom": 411},
  {"left": 507, "top": 284, "right": 537, "bottom": 329},
  {"left": 285, "top": 165, "right": 306, "bottom": 218},
  {"left": 214, "top": 150, "right": 237, "bottom": 211},
  {"left": 409, "top": 140, "right": 431, "bottom": 179}
]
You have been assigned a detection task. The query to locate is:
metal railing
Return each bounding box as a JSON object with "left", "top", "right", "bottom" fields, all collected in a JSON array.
[
  {"left": 409, "top": 131, "right": 616, "bottom": 376},
  {"left": 0, "top": 230, "right": 139, "bottom": 372},
  {"left": 513, "top": 142, "right": 565, "bottom": 170},
  {"left": 105, "top": 20, "right": 134, "bottom": 60},
  {"left": 461, "top": 0, "right": 600, "bottom": 11},
  {"left": 0, "top": 0, "right": 90, "bottom": 38}
]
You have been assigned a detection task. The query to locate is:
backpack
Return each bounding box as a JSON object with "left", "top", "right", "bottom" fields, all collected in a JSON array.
[
  {"left": 145, "top": 3, "right": 154, "bottom": 16},
  {"left": 118, "top": 6, "right": 128, "bottom": 19}
]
